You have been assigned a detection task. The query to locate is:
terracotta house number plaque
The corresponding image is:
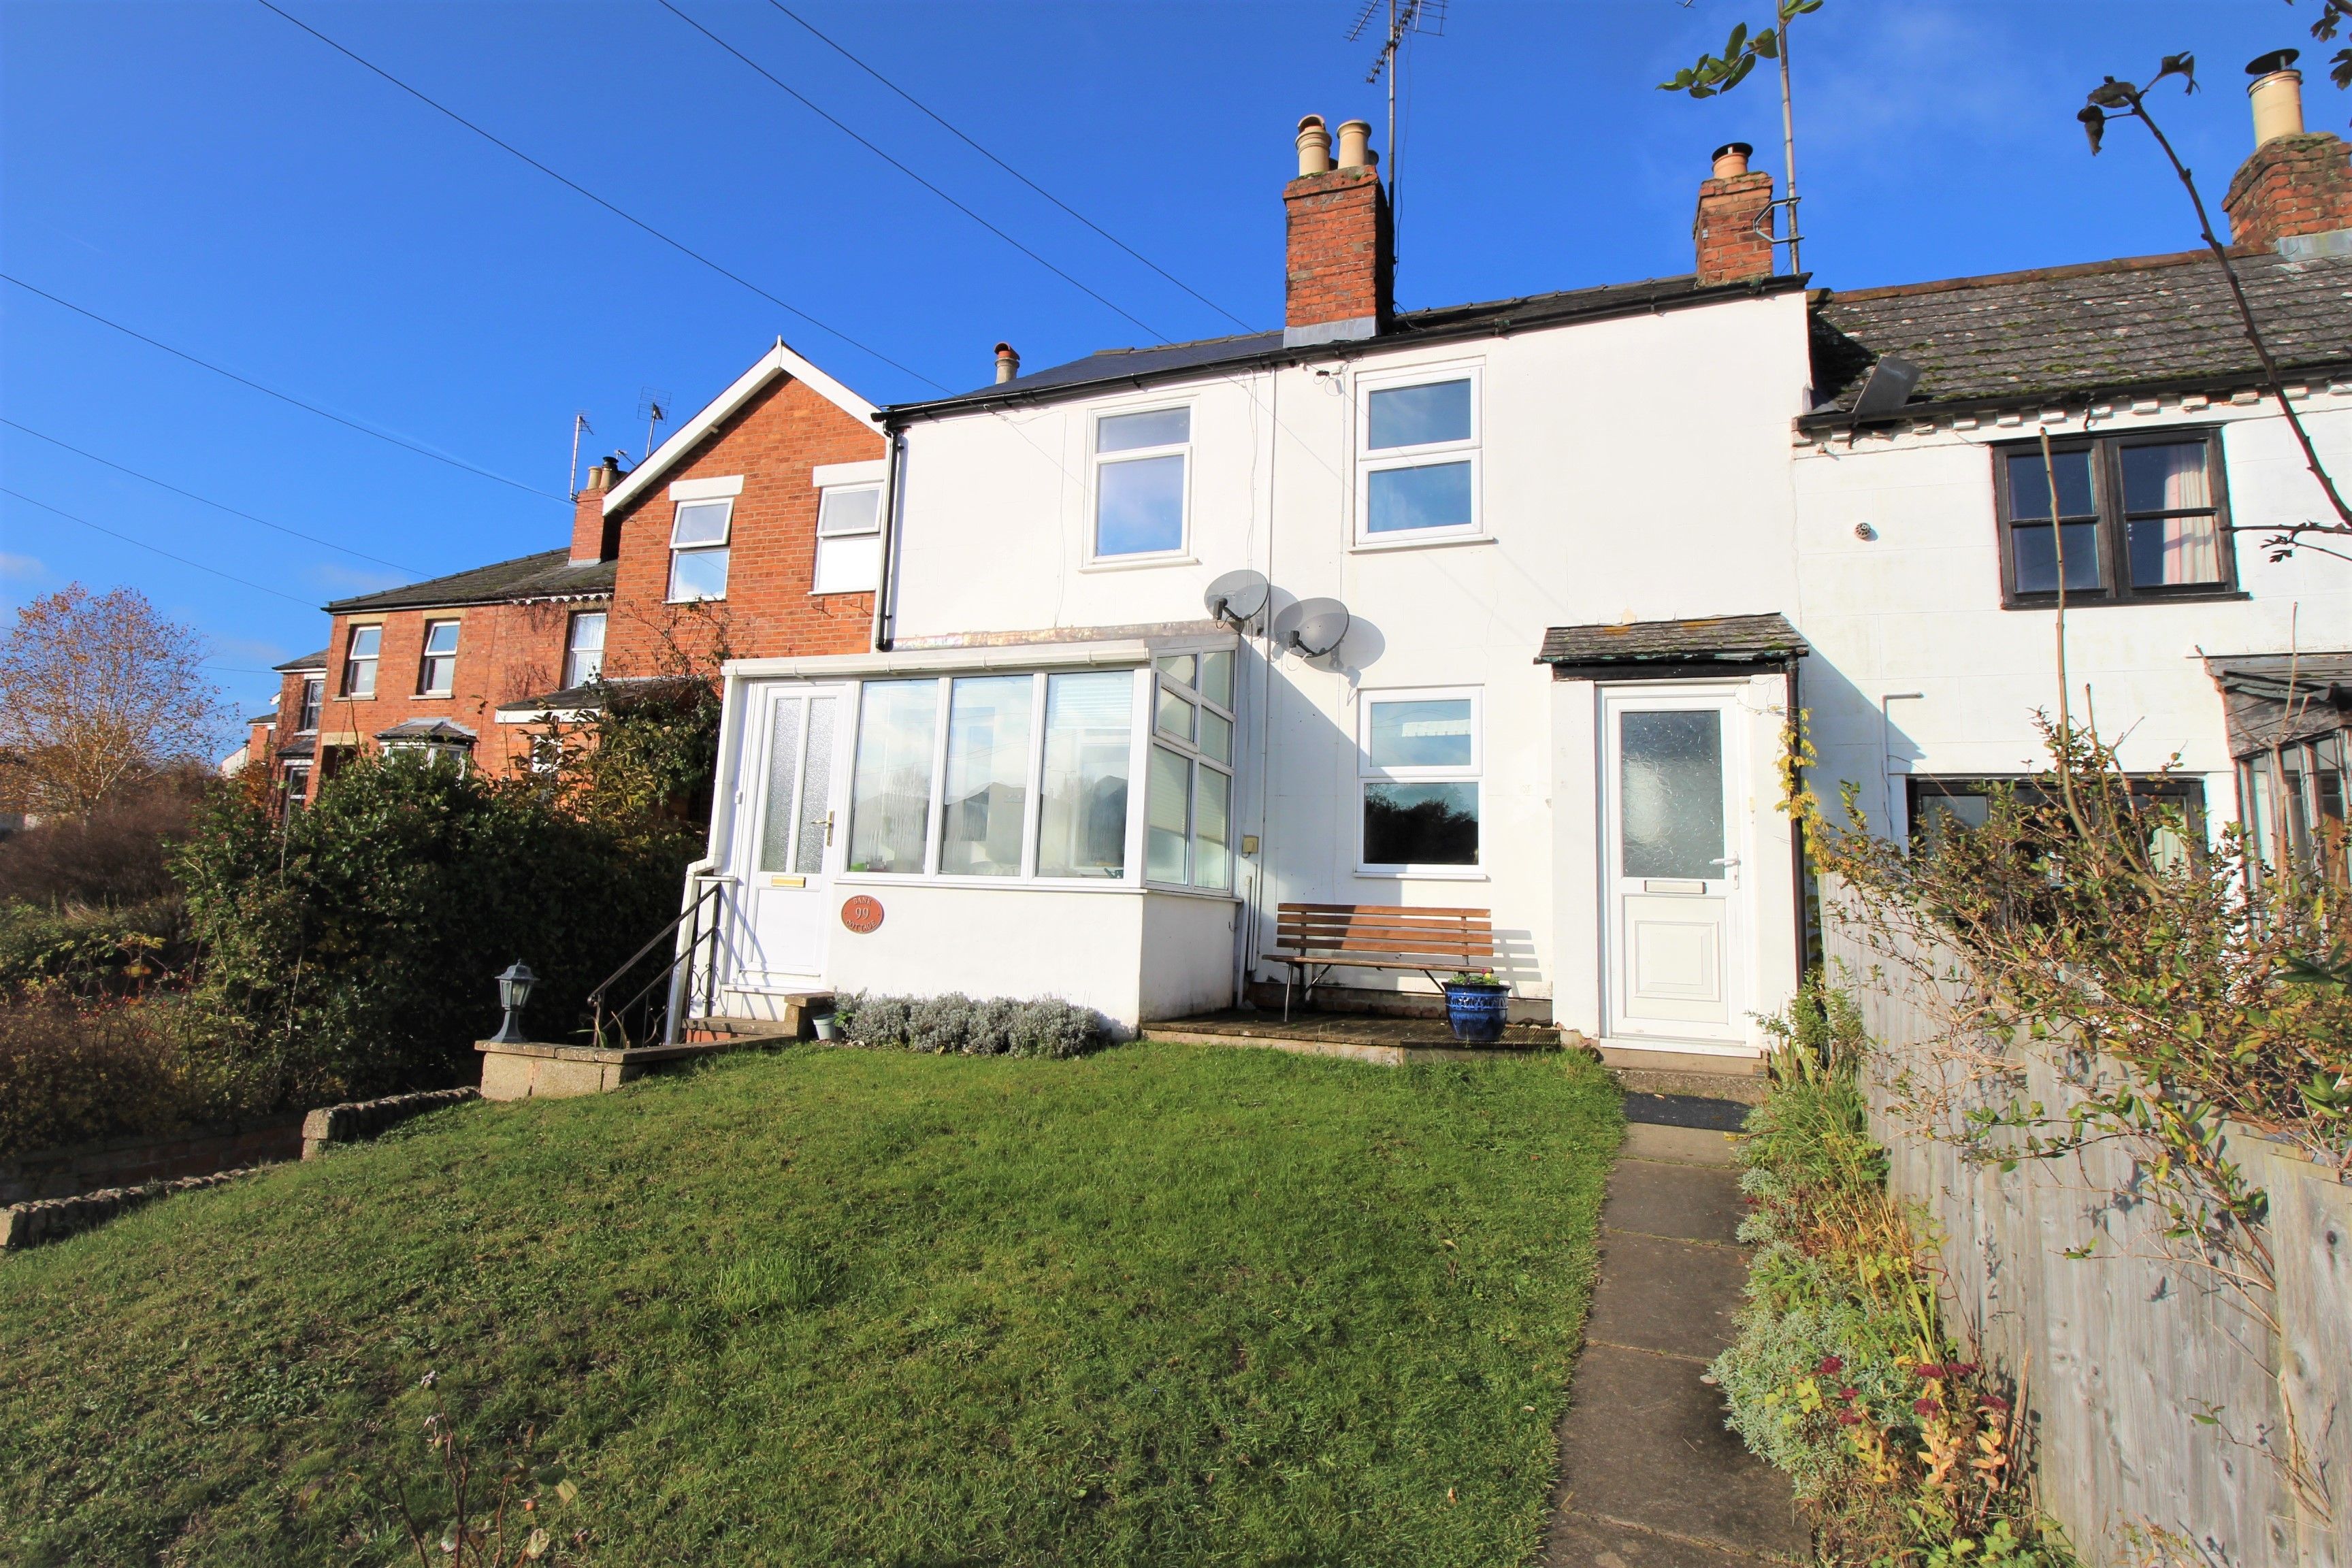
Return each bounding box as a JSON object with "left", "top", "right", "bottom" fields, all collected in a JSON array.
[{"left": 840, "top": 895, "right": 885, "bottom": 934}]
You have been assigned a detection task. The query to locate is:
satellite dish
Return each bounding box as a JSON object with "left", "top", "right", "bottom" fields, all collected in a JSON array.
[
  {"left": 1204, "top": 569, "right": 1271, "bottom": 629},
  {"left": 1848, "top": 355, "right": 1923, "bottom": 422},
  {"left": 1272, "top": 597, "right": 1352, "bottom": 659}
]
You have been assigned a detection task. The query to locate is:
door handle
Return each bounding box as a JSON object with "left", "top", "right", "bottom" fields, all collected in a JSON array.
[
  {"left": 825, "top": 811, "right": 836, "bottom": 846},
  {"left": 1712, "top": 855, "right": 1740, "bottom": 887}
]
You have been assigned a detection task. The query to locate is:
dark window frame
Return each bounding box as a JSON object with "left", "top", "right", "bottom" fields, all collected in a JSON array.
[
  {"left": 1990, "top": 427, "right": 2240, "bottom": 608},
  {"left": 1908, "top": 774, "right": 2207, "bottom": 849}
]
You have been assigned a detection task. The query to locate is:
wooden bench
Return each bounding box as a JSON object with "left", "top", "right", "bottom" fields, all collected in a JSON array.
[{"left": 1264, "top": 903, "right": 1497, "bottom": 1020}]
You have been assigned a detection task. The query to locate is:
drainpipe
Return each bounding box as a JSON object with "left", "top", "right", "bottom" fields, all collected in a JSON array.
[{"left": 868, "top": 423, "right": 906, "bottom": 652}]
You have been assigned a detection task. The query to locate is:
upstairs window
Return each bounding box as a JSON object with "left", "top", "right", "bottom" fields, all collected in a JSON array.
[
  {"left": 564, "top": 611, "right": 606, "bottom": 687},
  {"left": 417, "top": 621, "right": 459, "bottom": 696},
  {"left": 668, "top": 497, "right": 733, "bottom": 601},
  {"left": 295, "top": 676, "right": 323, "bottom": 732},
  {"left": 1995, "top": 431, "right": 2234, "bottom": 605},
  {"left": 342, "top": 625, "right": 380, "bottom": 698},
  {"left": 1358, "top": 687, "right": 1481, "bottom": 871},
  {"left": 813, "top": 484, "right": 883, "bottom": 595},
  {"left": 1359, "top": 370, "right": 1480, "bottom": 541},
  {"left": 1094, "top": 406, "right": 1190, "bottom": 559}
]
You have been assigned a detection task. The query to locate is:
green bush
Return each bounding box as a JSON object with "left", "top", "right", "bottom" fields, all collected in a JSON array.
[
  {"left": 174, "top": 757, "right": 696, "bottom": 1107},
  {"left": 836, "top": 991, "right": 1105, "bottom": 1058},
  {"left": 0, "top": 995, "right": 236, "bottom": 1156},
  {"left": 0, "top": 897, "right": 191, "bottom": 1002}
]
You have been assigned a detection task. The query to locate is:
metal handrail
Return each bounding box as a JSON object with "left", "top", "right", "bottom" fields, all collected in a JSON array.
[{"left": 587, "top": 879, "right": 725, "bottom": 1050}]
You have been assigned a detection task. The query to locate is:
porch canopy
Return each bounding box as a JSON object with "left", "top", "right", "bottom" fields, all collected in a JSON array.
[
  {"left": 2205, "top": 652, "right": 2352, "bottom": 756},
  {"left": 1535, "top": 612, "right": 1808, "bottom": 681}
]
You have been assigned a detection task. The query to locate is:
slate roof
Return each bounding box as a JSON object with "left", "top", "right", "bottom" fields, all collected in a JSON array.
[
  {"left": 374, "top": 718, "right": 480, "bottom": 744},
  {"left": 890, "top": 273, "right": 1808, "bottom": 420},
  {"left": 273, "top": 648, "right": 329, "bottom": 672},
  {"left": 324, "top": 551, "right": 615, "bottom": 615},
  {"left": 1536, "top": 612, "right": 1808, "bottom": 669},
  {"left": 1807, "top": 248, "right": 2352, "bottom": 427},
  {"left": 2205, "top": 653, "right": 2352, "bottom": 755}
]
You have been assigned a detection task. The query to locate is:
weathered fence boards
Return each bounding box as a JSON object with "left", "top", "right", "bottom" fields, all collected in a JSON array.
[{"left": 1822, "top": 879, "right": 2350, "bottom": 1568}]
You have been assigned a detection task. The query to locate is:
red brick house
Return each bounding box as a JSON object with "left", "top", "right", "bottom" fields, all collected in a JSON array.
[{"left": 259, "top": 339, "right": 886, "bottom": 805}]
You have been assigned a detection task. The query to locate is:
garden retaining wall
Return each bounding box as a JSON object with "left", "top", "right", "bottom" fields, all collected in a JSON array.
[
  {"left": 0, "top": 1115, "right": 304, "bottom": 1206},
  {"left": 1823, "top": 879, "right": 2350, "bottom": 1568}
]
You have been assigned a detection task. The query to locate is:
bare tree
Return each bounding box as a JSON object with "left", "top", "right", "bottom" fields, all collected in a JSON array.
[{"left": 0, "top": 583, "right": 227, "bottom": 817}]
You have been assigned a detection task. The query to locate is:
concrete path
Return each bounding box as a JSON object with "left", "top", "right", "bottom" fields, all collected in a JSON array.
[{"left": 1544, "top": 1116, "right": 1809, "bottom": 1568}]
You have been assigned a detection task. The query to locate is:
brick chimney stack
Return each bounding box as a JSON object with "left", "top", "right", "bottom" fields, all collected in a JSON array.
[
  {"left": 570, "top": 457, "right": 622, "bottom": 566},
  {"left": 1693, "top": 142, "right": 1778, "bottom": 286},
  {"left": 1283, "top": 114, "right": 1392, "bottom": 347},
  {"left": 2224, "top": 50, "right": 2352, "bottom": 253}
]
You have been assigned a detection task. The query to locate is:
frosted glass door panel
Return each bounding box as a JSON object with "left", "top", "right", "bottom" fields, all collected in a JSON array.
[{"left": 1618, "top": 710, "right": 1725, "bottom": 879}]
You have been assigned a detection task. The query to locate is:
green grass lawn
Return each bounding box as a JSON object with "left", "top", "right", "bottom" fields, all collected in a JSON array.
[{"left": 0, "top": 1042, "right": 1620, "bottom": 1567}]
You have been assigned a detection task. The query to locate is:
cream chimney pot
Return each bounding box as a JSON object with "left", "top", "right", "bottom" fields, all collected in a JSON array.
[
  {"left": 1295, "top": 115, "right": 1333, "bottom": 177},
  {"left": 2249, "top": 65, "right": 2306, "bottom": 146},
  {"left": 1336, "top": 119, "right": 1373, "bottom": 170},
  {"left": 994, "top": 342, "right": 1020, "bottom": 385},
  {"left": 1711, "top": 142, "right": 1753, "bottom": 180}
]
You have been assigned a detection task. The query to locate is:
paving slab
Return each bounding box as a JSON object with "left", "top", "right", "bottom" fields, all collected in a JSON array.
[
  {"left": 1583, "top": 1231, "right": 1750, "bottom": 1362},
  {"left": 1600, "top": 1158, "right": 1748, "bottom": 1245},
  {"left": 1621, "top": 1122, "right": 1740, "bottom": 1167},
  {"left": 1548, "top": 1509, "right": 1791, "bottom": 1568},
  {"left": 1548, "top": 1343, "right": 1809, "bottom": 1559}
]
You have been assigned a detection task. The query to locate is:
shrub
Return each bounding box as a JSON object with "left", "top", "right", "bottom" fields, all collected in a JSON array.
[
  {"left": 0, "top": 898, "right": 191, "bottom": 1002},
  {"left": 174, "top": 757, "right": 696, "bottom": 1106},
  {"left": 0, "top": 766, "right": 210, "bottom": 907},
  {"left": 1710, "top": 986, "right": 2071, "bottom": 1566},
  {"left": 832, "top": 992, "right": 1104, "bottom": 1059},
  {"left": 0, "top": 996, "right": 209, "bottom": 1156}
]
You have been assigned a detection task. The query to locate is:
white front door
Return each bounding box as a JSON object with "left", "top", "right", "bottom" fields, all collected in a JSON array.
[
  {"left": 730, "top": 683, "right": 847, "bottom": 987},
  {"left": 1602, "top": 687, "right": 1748, "bottom": 1046}
]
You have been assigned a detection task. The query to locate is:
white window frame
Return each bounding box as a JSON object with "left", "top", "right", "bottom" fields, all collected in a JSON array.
[
  {"left": 1143, "top": 653, "right": 1239, "bottom": 892},
  {"left": 1088, "top": 400, "right": 1194, "bottom": 566},
  {"left": 832, "top": 649, "right": 1238, "bottom": 897},
  {"left": 417, "top": 619, "right": 459, "bottom": 697},
  {"left": 1356, "top": 684, "right": 1484, "bottom": 877},
  {"left": 1353, "top": 362, "right": 1483, "bottom": 549},
  {"left": 563, "top": 610, "right": 606, "bottom": 688},
  {"left": 812, "top": 482, "right": 884, "bottom": 595},
  {"left": 296, "top": 676, "right": 323, "bottom": 734},
  {"left": 342, "top": 623, "right": 382, "bottom": 698},
  {"left": 668, "top": 496, "right": 734, "bottom": 602}
]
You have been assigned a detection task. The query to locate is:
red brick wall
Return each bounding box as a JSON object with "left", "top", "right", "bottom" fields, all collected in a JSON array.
[
  {"left": 305, "top": 597, "right": 602, "bottom": 791},
  {"left": 1694, "top": 169, "right": 1776, "bottom": 285},
  {"left": 601, "top": 374, "right": 883, "bottom": 673},
  {"left": 2225, "top": 133, "right": 2352, "bottom": 248},
  {"left": 1283, "top": 165, "right": 1392, "bottom": 330}
]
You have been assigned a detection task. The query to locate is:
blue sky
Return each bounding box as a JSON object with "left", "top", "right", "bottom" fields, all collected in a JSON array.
[{"left": 2, "top": 0, "right": 2338, "bottom": 738}]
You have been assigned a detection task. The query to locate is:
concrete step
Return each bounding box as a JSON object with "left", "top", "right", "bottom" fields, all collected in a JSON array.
[{"left": 1599, "top": 1045, "right": 1769, "bottom": 1107}]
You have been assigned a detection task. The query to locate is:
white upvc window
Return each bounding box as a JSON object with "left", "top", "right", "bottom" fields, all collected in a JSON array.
[
  {"left": 813, "top": 483, "right": 883, "bottom": 595},
  {"left": 342, "top": 624, "right": 380, "bottom": 698},
  {"left": 668, "top": 497, "right": 734, "bottom": 601},
  {"left": 417, "top": 620, "right": 459, "bottom": 696},
  {"left": 563, "top": 611, "right": 606, "bottom": 687},
  {"left": 1355, "top": 364, "right": 1482, "bottom": 544},
  {"left": 834, "top": 648, "right": 1237, "bottom": 892},
  {"left": 1144, "top": 650, "right": 1237, "bottom": 890},
  {"left": 1356, "top": 686, "right": 1482, "bottom": 872},
  {"left": 296, "top": 676, "right": 323, "bottom": 732},
  {"left": 1091, "top": 404, "right": 1191, "bottom": 560}
]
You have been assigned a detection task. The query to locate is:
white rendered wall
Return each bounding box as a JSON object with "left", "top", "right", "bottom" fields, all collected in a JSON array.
[
  {"left": 1791, "top": 397, "right": 2352, "bottom": 838},
  {"left": 890, "top": 289, "right": 1818, "bottom": 1039},
  {"left": 822, "top": 884, "right": 1146, "bottom": 1028}
]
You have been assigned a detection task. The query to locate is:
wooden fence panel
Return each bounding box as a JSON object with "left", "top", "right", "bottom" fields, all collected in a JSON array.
[{"left": 1822, "top": 878, "right": 2346, "bottom": 1567}]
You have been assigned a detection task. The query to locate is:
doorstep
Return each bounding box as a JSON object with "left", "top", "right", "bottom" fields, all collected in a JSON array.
[
  {"left": 475, "top": 1030, "right": 787, "bottom": 1102},
  {"left": 1597, "top": 1043, "right": 1770, "bottom": 1107}
]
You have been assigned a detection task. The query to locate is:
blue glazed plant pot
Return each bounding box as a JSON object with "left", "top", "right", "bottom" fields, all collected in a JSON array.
[{"left": 1443, "top": 982, "right": 1510, "bottom": 1044}]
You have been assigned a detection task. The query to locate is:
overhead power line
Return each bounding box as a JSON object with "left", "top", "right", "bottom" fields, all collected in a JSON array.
[
  {"left": 0, "top": 487, "right": 318, "bottom": 607},
  {"left": 767, "top": 1, "right": 1256, "bottom": 336},
  {"left": 660, "top": 0, "right": 1177, "bottom": 345},
  {"left": 254, "top": 0, "right": 949, "bottom": 393},
  {"left": 1, "top": 417, "right": 425, "bottom": 576},
  {"left": 1, "top": 274, "right": 566, "bottom": 502}
]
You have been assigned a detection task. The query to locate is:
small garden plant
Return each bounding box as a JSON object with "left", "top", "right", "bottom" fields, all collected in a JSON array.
[
  {"left": 1711, "top": 985, "right": 2074, "bottom": 1567},
  {"left": 832, "top": 991, "right": 1106, "bottom": 1058}
]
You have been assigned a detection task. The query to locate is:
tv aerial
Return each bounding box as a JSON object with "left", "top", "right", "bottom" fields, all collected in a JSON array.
[
  {"left": 1272, "top": 597, "right": 1352, "bottom": 659},
  {"left": 638, "top": 387, "right": 671, "bottom": 462},
  {"left": 1204, "top": 569, "right": 1271, "bottom": 630}
]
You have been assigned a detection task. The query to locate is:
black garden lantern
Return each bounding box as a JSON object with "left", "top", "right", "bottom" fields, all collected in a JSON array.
[{"left": 489, "top": 960, "right": 537, "bottom": 1044}]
